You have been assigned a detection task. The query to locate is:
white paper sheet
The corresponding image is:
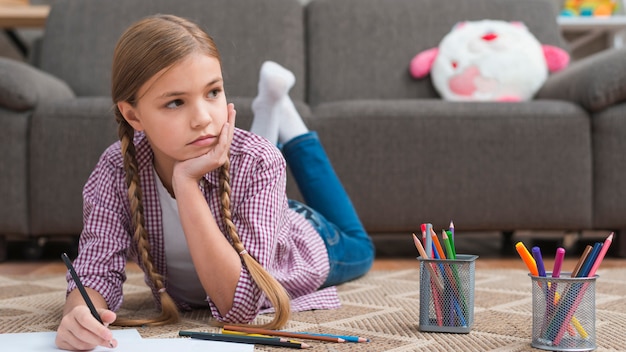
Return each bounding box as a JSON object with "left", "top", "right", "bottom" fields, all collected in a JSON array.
[
  {"left": 0, "top": 329, "right": 253, "bottom": 352},
  {"left": 0, "top": 329, "right": 141, "bottom": 352},
  {"left": 114, "top": 338, "right": 254, "bottom": 351}
]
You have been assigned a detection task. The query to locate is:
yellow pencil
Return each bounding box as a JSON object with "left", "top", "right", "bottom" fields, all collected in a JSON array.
[
  {"left": 222, "top": 329, "right": 279, "bottom": 339},
  {"left": 553, "top": 292, "right": 587, "bottom": 338}
]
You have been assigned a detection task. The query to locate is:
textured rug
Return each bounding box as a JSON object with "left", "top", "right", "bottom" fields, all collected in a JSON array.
[{"left": 0, "top": 267, "right": 624, "bottom": 351}]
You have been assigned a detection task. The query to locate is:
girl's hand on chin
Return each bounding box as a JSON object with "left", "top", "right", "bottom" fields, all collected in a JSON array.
[{"left": 173, "top": 103, "right": 236, "bottom": 182}]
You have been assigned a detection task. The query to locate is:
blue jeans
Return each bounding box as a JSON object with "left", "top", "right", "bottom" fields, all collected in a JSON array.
[{"left": 282, "top": 132, "right": 375, "bottom": 287}]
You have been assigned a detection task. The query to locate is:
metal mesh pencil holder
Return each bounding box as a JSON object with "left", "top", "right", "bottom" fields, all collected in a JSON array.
[
  {"left": 530, "top": 274, "right": 596, "bottom": 351},
  {"left": 417, "top": 254, "right": 478, "bottom": 333}
]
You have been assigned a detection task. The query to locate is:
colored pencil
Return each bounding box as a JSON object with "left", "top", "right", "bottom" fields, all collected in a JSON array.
[
  {"left": 431, "top": 232, "right": 446, "bottom": 260},
  {"left": 222, "top": 329, "right": 370, "bottom": 344},
  {"left": 180, "top": 331, "right": 310, "bottom": 349},
  {"left": 221, "top": 330, "right": 282, "bottom": 339},
  {"left": 412, "top": 233, "right": 444, "bottom": 291},
  {"left": 577, "top": 242, "right": 602, "bottom": 278},
  {"left": 412, "top": 232, "right": 446, "bottom": 326},
  {"left": 442, "top": 230, "right": 455, "bottom": 260},
  {"left": 449, "top": 220, "right": 455, "bottom": 244},
  {"left": 287, "top": 331, "right": 369, "bottom": 343},
  {"left": 222, "top": 325, "right": 344, "bottom": 343},
  {"left": 551, "top": 233, "right": 613, "bottom": 345},
  {"left": 587, "top": 233, "right": 613, "bottom": 277},
  {"left": 541, "top": 247, "right": 578, "bottom": 338},
  {"left": 570, "top": 245, "right": 592, "bottom": 277},
  {"left": 430, "top": 240, "right": 448, "bottom": 326}
]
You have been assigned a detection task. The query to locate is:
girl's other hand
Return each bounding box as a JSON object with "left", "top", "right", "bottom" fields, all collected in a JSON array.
[
  {"left": 174, "top": 103, "right": 236, "bottom": 182},
  {"left": 55, "top": 306, "right": 117, "bottom": 351}
]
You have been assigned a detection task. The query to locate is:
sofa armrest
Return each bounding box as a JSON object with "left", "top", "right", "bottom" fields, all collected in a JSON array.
[
  {"left": 0, "top": 57, "right": 75, "bottom": 112},
  {"left": 536, "top": 48, "right": 626, "bottom": 113}
]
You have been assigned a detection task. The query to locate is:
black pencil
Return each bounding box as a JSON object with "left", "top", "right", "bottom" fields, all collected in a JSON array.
[
  {"left": 179, "top": 331, "right": 311, "bottom": 349},
  {"left": 61, "top": 253, "right": 103, "bottom": 324}
]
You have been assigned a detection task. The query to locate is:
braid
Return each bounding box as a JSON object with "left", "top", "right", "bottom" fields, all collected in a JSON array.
[
  {"left": 112, "top": 111, "right": 180, "bottom": 327},
  {"left": 219, "top": 157, "right": 291, "bottom": 329}
]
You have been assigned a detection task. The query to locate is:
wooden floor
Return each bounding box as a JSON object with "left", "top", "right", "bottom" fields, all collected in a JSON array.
[
  {"left": 1, "top": 257, "right": 625, "bottom": 276},
  {"left": 1, "top": 230, "right": 624, "bottom": 275}
]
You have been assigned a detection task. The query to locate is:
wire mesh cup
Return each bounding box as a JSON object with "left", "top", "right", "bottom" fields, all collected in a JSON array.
[
  {"left": 417, "top": 254, "right": 478, "bottom": 333},
  {"left": 530, "top": 274, "right": 597, "bottom": 351}
]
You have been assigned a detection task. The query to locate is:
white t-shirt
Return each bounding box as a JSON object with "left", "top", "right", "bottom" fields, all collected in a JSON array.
[{"left": 154, "top": 168, "right": 208, "bottom": 308}]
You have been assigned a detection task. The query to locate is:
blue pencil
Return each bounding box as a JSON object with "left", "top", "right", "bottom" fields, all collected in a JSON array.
[
  {"left": 543, "top": 241, "right": 603, "bottom": 342},
  {"left": 292, "top": 332, "right": 369, "bottom": 343},
  {"left": 577, "top": 242, "right": 602, "bottom": 278}
]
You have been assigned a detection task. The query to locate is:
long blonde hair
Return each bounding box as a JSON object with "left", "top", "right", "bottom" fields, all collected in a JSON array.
[{"left": 111, "top": 14, "right": 291, "bottom": 329}]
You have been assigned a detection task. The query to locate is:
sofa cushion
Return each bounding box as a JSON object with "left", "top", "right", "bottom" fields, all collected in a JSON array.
[
  {"left": 0, "top": 57, "right": 74, "bottom": 111},
  {"left": 0, "top": 110, "right": 29, "bottom": 234},
  {"left": 592, "top": 103, "right": 626, "bottom": 229},
  {"left": 310, "top": 99, "right": 592, "bottom": 231},
  {"left": 537, "top": 48, "right": 626, "bottom": 113},
  {"left": 29, "top": 97, "right": 118, "bottom": 235}
]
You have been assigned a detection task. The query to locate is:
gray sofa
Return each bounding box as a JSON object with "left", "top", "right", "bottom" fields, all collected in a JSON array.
[{"left": 1, "top": 0, "right": 625, "bottom": 259}]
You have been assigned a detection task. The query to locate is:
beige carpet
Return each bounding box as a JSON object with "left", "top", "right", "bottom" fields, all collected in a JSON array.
[{"left": 1, "top": 267, "right": 624, "bottom": 351}]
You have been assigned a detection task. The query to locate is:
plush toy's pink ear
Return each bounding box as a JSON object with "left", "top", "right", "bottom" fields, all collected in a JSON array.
[
  {"left": 542, "top": 45, "right": 570, "bottom": 73},
  {"left": 410, "top": 47, "right": 439, "bottom": 79}
]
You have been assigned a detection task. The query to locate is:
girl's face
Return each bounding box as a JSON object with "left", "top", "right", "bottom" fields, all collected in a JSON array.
[{"left": 118, "top": 53, "right": 227, "bottom": 174}]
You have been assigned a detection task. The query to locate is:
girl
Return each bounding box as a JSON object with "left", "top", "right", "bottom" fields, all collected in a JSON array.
[{"left": 55, "top": 14, "right": 374, "bottom": 351}]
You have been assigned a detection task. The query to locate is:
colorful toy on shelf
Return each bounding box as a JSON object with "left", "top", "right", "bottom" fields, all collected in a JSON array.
[{"left": 560, "top": 0, "right": 620, "bottom": 17}]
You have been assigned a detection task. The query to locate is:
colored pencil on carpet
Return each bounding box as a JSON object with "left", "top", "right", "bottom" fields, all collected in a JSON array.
[
  {"left": 287, "top": 331, "right": 369, "bottom": 343},
  {"left": 179, "top": 330, "right": 310, "bottom": 349},
  {"left": 222, "top": 325, "right": 345, "bottom": 343}
]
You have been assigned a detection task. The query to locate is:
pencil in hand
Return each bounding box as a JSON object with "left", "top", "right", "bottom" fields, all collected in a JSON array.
[{"left": 61, "top": 253, "right": 114, "bottom": 348}]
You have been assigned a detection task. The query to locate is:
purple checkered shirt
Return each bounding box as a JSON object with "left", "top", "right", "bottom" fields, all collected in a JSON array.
[{"left": 66, "top": 128, "right": 339, "bottom": 323}]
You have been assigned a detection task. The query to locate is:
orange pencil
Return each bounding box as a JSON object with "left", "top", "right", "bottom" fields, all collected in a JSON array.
[
  {"left": 431, "top": 231, "right": 447, "bottom": 260},
  {"left": 412, "top": 233, "right": 444, "bottom": 326},
  {"left": 222, "top": 325, "right": 343, "bottom": 343},
  {"left": 412, "top": 233, "right": 444, "bottom": 291}
]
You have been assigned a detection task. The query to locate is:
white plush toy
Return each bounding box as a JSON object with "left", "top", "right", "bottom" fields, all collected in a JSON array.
[{"left": 410, "top": 20, "right": 570, "bottom": 102}]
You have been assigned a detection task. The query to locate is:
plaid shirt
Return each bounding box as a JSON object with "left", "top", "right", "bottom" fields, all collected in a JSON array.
[{"left": 67, "top": 128, "right": 339, "bottom": 323}]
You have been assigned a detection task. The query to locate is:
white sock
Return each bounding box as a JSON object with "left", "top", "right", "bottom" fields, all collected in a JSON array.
[
  {"left": 277, "top": 96, "right": 308, "bottom": 145},
  {"left": 250, "top": 61, "right": 295, "bottom": 144}
]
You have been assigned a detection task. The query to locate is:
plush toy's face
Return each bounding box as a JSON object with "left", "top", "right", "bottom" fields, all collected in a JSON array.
[{"left": 432, "top": 20, "right": 548, "bottom": 101}]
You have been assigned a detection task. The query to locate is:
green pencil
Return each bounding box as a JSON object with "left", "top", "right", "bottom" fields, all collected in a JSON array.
[{"left": 442, "top": 230, "right": 455, "bottom": 260}]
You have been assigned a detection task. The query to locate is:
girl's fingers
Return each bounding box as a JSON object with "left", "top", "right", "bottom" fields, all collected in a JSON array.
[
  {"left": 57, "top": 306, "right": 116, "bottom": 350},
  {"left": 226, "top": 103, "right": 236, "bottom": 145},
  {"left": 98, "top": 308, "right": 117, "bottom": 325},
  {"left": 214, "top": 103, "right": 236, "bottom": 164}
]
